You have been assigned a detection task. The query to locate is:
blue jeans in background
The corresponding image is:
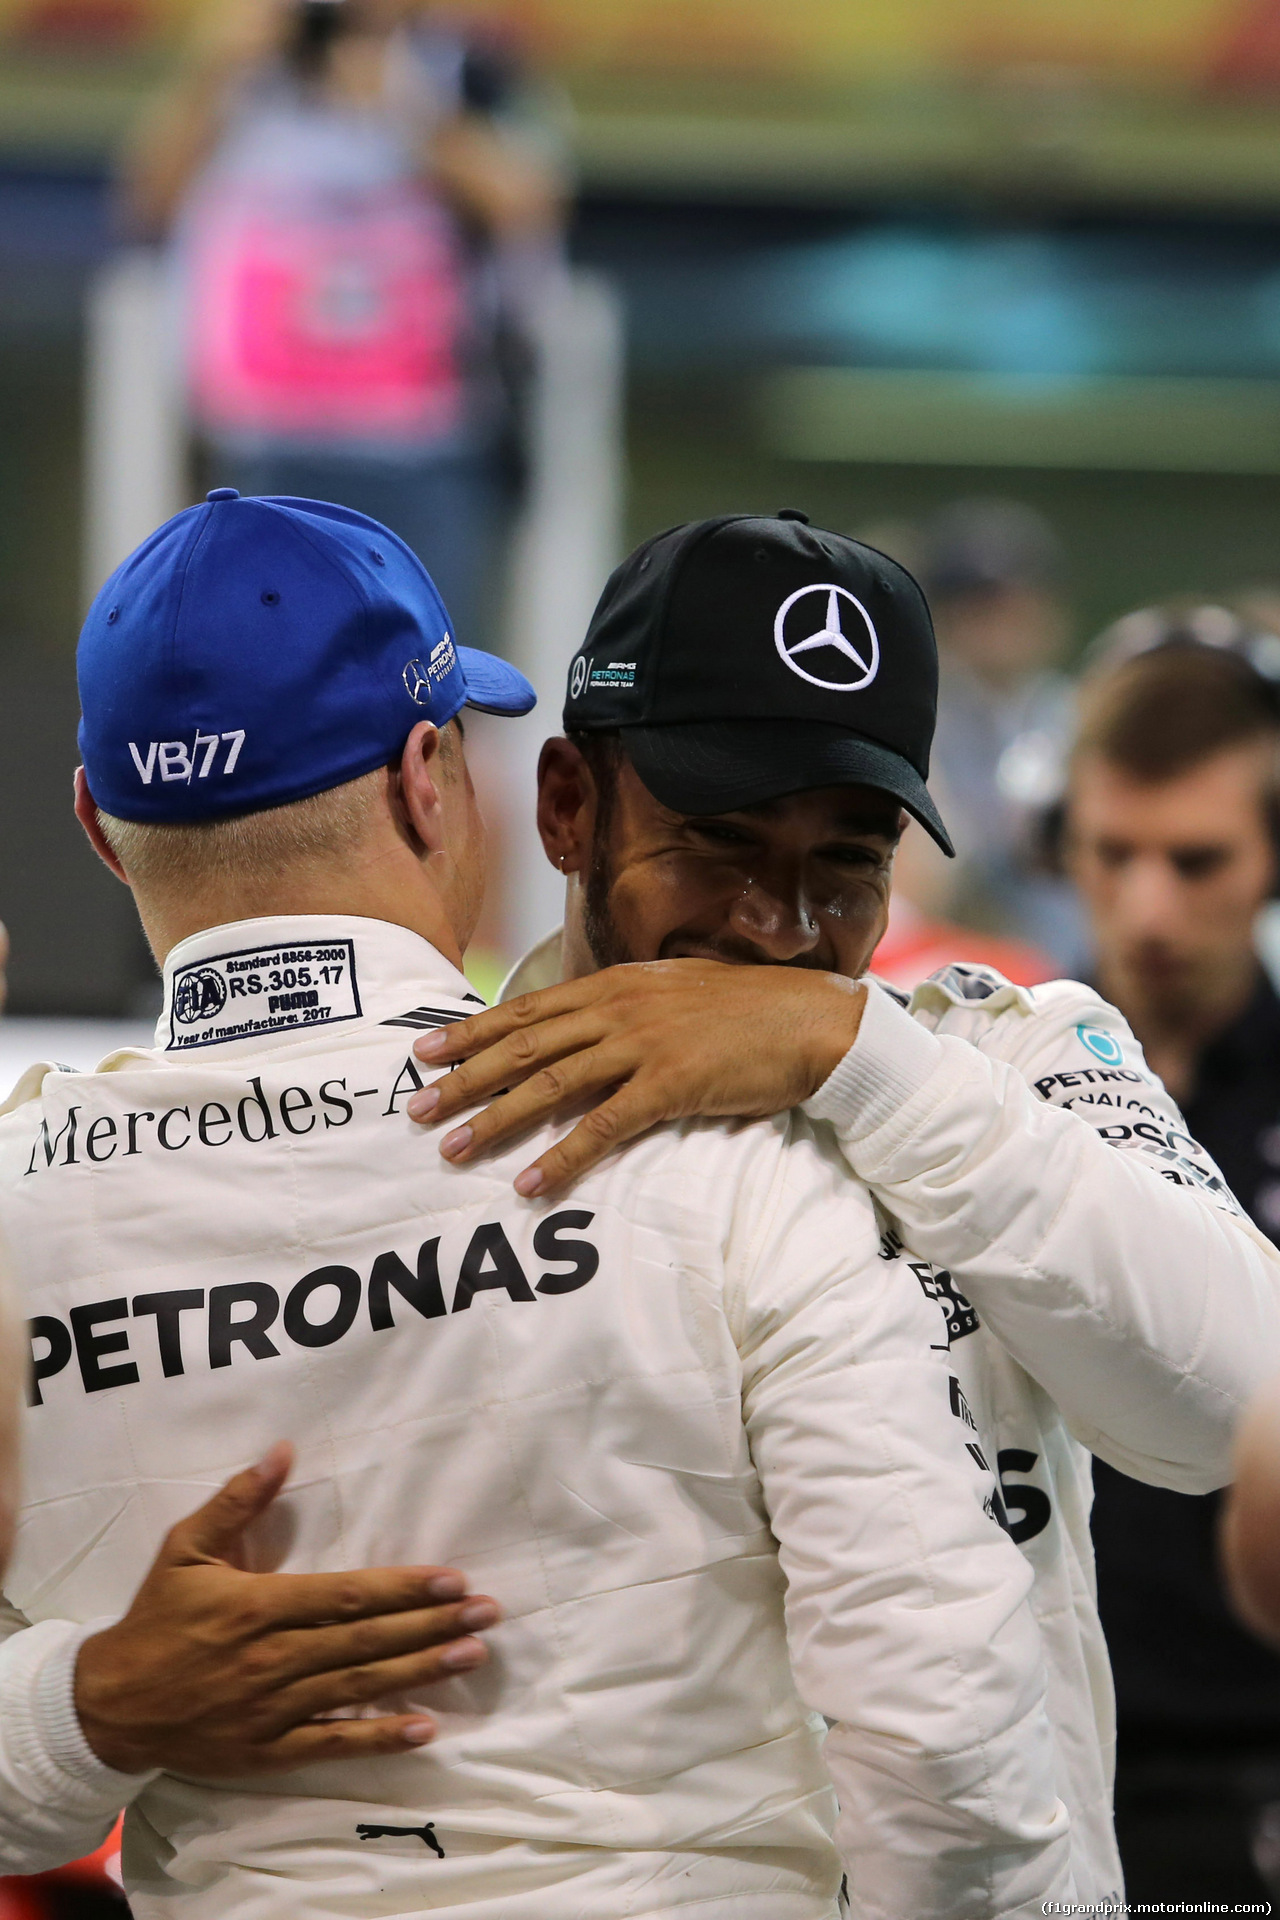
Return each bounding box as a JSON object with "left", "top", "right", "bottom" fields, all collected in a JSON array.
[{"left": 225, "top": 447, "right": 511, "bottom": 653}]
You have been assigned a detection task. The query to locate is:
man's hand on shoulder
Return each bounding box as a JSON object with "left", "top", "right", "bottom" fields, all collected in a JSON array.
[
  {"left": 406, "top": 960, "right": 867, "bottom": 1197},
  {"left": 73, "top": 1443, "right": 499, "bottom": 1778}
]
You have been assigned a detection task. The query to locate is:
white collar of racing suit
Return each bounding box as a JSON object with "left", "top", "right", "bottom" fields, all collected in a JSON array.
[
  {"left": 499, "top": 927, "right": 565, "bottom": 1003},
  {"left": 154, "top": 913, "right": 482, "bottom": 1061}
]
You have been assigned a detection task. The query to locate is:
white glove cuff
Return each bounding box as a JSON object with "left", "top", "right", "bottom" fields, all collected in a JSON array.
[
  {"left": 7, "top": 1619, "right": 155, "bottom": 1813},
  {"left": 804, "top": 981, "right": 946, "bottom": 1142}
]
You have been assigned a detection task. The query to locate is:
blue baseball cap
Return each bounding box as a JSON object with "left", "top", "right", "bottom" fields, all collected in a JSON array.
[{"left": 77, "top": 490, "right": 536, "bottom": 823}]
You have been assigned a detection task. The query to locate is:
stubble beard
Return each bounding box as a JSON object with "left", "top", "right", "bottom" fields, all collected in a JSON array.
[{"left": 582, "top": 837, "right": 631, "bottom": 971}]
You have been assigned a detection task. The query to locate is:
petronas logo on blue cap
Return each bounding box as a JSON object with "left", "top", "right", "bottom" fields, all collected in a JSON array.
[
  {"left": 402, "top": 636, "right": 458, "bottom": 707},
  {"left": 429, "top": 636, "right": 457, "bottom": 682}
]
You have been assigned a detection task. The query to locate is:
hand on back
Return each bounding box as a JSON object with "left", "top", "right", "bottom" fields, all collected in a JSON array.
[
  {"left": 74, "top": 1443, "right": 499, "bottom": 1778},
  {"left": 408, "top": 958, "right": 867, "bottom": 1196}
]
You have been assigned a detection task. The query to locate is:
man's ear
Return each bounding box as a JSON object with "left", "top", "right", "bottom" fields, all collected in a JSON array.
[
  {"left": 74, "top": 768, "right": 130, "bottom": 885},
  {"left": 536, "top": 737, "right": 595, "bottom": 876},
  {"left": 395, "top": 720, "right": 449, "bottom": 856}
]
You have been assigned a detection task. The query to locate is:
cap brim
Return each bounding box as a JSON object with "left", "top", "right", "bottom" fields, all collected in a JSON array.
[
  {"left": 459, "top": 647, "right": 537, "bottom": 717},
  {"left": 624, "top": 719, "right": 954, "bottom": 856}
]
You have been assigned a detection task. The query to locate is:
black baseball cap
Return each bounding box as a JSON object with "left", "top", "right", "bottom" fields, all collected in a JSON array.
[{"left": 563, "top": 511, "right": 953, "bottom": 854}]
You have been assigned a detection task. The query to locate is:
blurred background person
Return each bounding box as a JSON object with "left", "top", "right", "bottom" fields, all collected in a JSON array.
[
  {"left": 120, "top": 0, "right": 566, "bottom": 651},
  {"left": 923, "top": 497, "right": 1088, "bottom": 973},
  {"left": 1063, "top": 612, "right": 1280, "bottom": 1904}
]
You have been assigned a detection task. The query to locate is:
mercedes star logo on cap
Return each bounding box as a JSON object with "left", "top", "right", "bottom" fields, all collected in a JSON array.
[
  {"left": 774, "top": 584, "right": 880, "bottom": 693},
  {"left": 402, "top": 659, "right": 432, "bottom": 704}
]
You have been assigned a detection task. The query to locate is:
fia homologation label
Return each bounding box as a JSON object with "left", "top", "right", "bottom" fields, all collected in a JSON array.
[{"left": 166, "top": 939, "right": 362, "bottom": 1051}]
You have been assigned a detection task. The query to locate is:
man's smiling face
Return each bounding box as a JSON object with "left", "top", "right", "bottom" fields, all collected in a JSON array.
[
  {"left": 539, "top": 739, "right": 904, "bottom": 981},
  {"left": 1065, "top": 741, "right": 1277, "bottom": 1026}
]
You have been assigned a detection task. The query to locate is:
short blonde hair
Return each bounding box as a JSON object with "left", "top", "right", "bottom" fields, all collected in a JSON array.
[{"left": 96, "top": 767, "right": 386, "bottom": 890}]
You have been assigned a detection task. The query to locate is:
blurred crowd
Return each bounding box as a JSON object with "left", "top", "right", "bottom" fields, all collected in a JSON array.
[{"left": 124, "top": 0, "right": 566, "bottom": 653}]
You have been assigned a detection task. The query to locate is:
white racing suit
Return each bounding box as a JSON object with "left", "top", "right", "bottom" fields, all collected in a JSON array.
[
  {"left": 0, "top": 915, "right": 1073, "bottom": 1919},
  {"left": 504, "top": 933, "right": 1280, "bottom": 1905}
]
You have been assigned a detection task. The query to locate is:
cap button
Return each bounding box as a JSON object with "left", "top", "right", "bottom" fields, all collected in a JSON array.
[
  {"left": 777, "top": 509, "right": 810, "bottom": 524},
  {"left": 206, "top": 487, "right": 240, "bottom": 503}
]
